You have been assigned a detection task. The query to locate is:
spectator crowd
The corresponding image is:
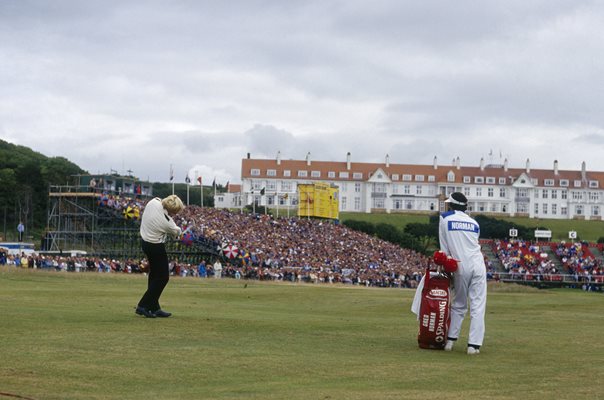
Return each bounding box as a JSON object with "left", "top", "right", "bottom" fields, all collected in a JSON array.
[{"left": 4, "top": 195, "right": 603, "bottom": 292}]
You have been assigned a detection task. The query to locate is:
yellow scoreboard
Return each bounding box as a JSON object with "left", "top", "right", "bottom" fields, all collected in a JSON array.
[{"left": 297, "top": 182, "right": 339, "bottom": 220}]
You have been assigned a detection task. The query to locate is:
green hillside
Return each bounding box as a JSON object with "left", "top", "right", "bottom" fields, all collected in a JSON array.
[
  {"left": 0, "top": 139, "right": 86, "bottom": 241},
  {"left": 340, "top": 212, "right": 604, "bottom": 242}
]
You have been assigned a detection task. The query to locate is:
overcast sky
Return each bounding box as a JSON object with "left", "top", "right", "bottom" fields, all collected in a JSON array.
[{"left": 2, "top": 0, "right": 604, "bottom": 184}]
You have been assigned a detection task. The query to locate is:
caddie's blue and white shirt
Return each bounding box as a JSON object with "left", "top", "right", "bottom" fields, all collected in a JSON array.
[{"left": 438, "top": 210, "right": 485, "bottom": 271}]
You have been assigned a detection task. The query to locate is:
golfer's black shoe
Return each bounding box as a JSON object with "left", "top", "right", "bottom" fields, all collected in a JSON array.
[
  {"left": 153, "top": 309, "right": 172, "bottom": 318},
  {"left": 135, "top": 306, "right": 156, "bottom": 318}
]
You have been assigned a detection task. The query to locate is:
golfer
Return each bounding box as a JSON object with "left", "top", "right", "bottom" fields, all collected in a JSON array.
[
  {"left": 440, "top": 192, "right": 487, "bottom": 355},
  {"left": 135, "top": 195, "right": 184, "bottom": 318}
]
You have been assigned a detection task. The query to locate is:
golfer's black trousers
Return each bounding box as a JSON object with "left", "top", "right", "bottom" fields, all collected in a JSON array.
[{"left": 138, "top": 240, "right": 170, "bottom": 312}]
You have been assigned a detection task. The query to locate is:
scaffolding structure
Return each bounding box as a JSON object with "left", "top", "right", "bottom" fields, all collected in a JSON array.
[
  {"left": 44, "top": 174, "right": 150, "bottom": 258},
  {"left": 45, "top": 174, "right": 224, "bottom": 263}
]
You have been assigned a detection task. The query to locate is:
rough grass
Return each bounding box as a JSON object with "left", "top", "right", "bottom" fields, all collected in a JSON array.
[{"left": 1, "top": 267, "right": 603, "bottom": 400}]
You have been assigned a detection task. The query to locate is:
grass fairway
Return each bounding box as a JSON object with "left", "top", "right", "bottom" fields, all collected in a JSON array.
[{"left": 1, "top": 268, "right": 603, "bottom": 400}]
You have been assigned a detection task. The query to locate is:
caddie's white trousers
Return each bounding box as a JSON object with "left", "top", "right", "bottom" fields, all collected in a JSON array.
[{"left": 448, "top": 262, "right": 487, "bottom": 346}]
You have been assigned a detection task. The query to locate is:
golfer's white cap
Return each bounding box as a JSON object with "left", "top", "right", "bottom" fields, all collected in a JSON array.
[{"left": 444, "top": 192, "right": 468, "bottom": 206}]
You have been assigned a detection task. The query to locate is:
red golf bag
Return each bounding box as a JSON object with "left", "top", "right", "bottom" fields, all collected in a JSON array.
[{"left": 417, "top": 268, "right": 452, "bottom": 350}]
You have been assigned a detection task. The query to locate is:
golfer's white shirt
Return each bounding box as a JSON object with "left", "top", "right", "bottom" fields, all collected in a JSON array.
[
  {"left": 439, "top": 210, "right": 487, "bottom": 346},
  {"left": 140, "top": 198, "right": 182, "bottom": 243}
]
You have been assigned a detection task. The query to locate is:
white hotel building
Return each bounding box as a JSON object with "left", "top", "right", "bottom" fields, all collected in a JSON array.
[{"left": 215, "top": 152, "right": 604, "bottom": 220}]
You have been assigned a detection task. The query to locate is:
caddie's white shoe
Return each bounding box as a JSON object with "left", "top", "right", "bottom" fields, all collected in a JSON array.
[
  {"left": 467, "top": 347, "right": 480, "bottom": 355},
  {"left": 444, "top": 340, "right": 455, "bottom": 351}
]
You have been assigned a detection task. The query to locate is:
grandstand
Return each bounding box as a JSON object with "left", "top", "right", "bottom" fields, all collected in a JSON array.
[
  {"left": 487, "top": 238, "right": 603, "bottom": 289},
  {"left": 44, "top": 174, "right": 226, "bottom": 263}
]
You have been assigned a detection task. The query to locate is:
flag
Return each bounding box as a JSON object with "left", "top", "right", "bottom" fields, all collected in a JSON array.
[
  {"left": 260, "top": 187, "right": 265, "bottom": 195},
  {"left": 185, "top": 175, "right": 191, "bottom": 184},
  {"left": 169, "top": 165, "right": 174, "bottom": 182},
  {"left": 225, "top": 181, "right": 229, "bottom": 191},
  {"left": 197, "top": 176, "right": 202, "bottom": 185},
  {"left": 212, "top": 177, "right": 216, "bottom": 188},
  {"left": 283, "top": 193, "right": 288, "bottom": 199}
]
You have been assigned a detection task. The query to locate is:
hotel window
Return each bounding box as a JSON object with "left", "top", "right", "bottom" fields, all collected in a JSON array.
[
  {"left": 341, "top": 197, "right": 347, "bottom": 210},
  {"left": 373, "top": 183, "right": 386, "bottom": 193},
  {"left": 353, "top": 172, "right": 363, "bottom": 180},
  {"left": 391, "top": 174, "right": 399, "bottom": 180},
  {"left": 354, "top": 183, "right": 361, "bottom": 192},
  {"left": 463, "top": 176, "right": 471, "bottom": 183},
  {"left": 474, "top": 177, "right": 484, "bottom": 184},
  {"left": 535, "top": 190, "right": 539, "bottom": 199},
  {"left": 544, "top": 179, "right": 554, "bottom": 186},
  {"left": 572, "top": 191, "right": 583, "bottom": 201},
  {"left": 531, "top": 179, "right": 538, "bottom": 185},
  {"left": 251, "top": 169, "right": 260, "bottom": 176},
  {"left": 589, "top": 192, "right": 600, "bottom": 202},
  {"left": 534, "top": 203, "right": 539, "bottom": 214},
  {"left": 488, "top": 188, "right": 494, "bottom": 197},
  {"left": 252, "top": 181, "right": 262, "bottom": 190},
  {"left": 499, "top": 187, "right": 506, "bottom": 198},
  {"left": 552, "top": 204, "right": 557, "bottom": 214},
  {"left": 559, "top": 179, "right": 569, "bottom": 187},
  {"left": 592, "top": 205, "right": 600, "bottom": 216},
  {"left": 464, "top": 187, "right": 471, "bottom": 197},
  {"left": 561, "top": 206, "right": 568, "bottom": 215},
  {"left": 415, "top": 175, "right": 424, "bottom": 182},
  {"left": 428, "top": 175, "right": 435, "bottom": 182},
  {"left": 298, "top": 170, "right": 308, "bottom": 177},
  {"left": 339, "top": 172, "right": 349, "bottom": 179},
  {"left": 476, "top": 187, "right": 482, "bottom": 197},
  {"left": 561, "top": 190, "right": 567, "bottom": 200},
  {"left": 542, "top": 189, "right": 548, "bottom": 199},
  {"left": 281, "top": 181, "right": 292, "bottom": 191},
  {"left": 498, "top": 177, "right": 507, "bottom": 185},
  {"left": 311, "top": 171, "right": 321, "bottom": 178},
  {"left": 447, "top": 171, "right": 455, "bottom": 182},
  {"left": 284, "top": 170, "right": 291, "bottom": 177},
  {"left": 267, "top": 169, "right": 276, "bottom": 177},
  {"left": 574, "top": 180, "right": 582, "bottom": 187},
  {"left": 354, "top": 197, "right": 361, "bottom": 211},
  {"left": 328, "top": 171, "right": 336, "bottom": 178},
  {"left": 402, "top": 174, "right": 412, "bottom": 181},
  {"left": 543, "top": 204, "right": 548, "bottom": 214},
  {"left": 576, "top": 205, "right": 583, "bottom": 215},
  {"left": 373, "top": 198, "right": 385, "bottom": 208},
  {"left": 589, "top": 180, "right": 599, "bottom": 188},
  {"left": 486, "top": 177, "right": 495, "bottom": 184},
  {"left": 416, "top": 185, "right": 422, "bottom": 195},
  {"left": 339, "top": 182, "right": 348, "bottom": 192},
  {"left": 403, "top": 185, "right": 411, "bottom": 194},
  {"left": 266, "top": 181, "right": 276, "bottom": 191},
  {"left": 551, "top": 190, "right": 557, "bottom": 199}
]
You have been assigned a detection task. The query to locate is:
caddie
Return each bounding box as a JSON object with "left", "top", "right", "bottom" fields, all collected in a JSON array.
[{"left": 439, "top": 192, "right": 487, "bottom": 355}]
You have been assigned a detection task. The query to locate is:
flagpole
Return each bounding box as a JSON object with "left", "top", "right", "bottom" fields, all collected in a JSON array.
[
  {"left": 186, "top": 181, "right": 190, "bottom": 205},
  {"left": 170, "top": 164, "right": 174, "bottom": 195}
]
